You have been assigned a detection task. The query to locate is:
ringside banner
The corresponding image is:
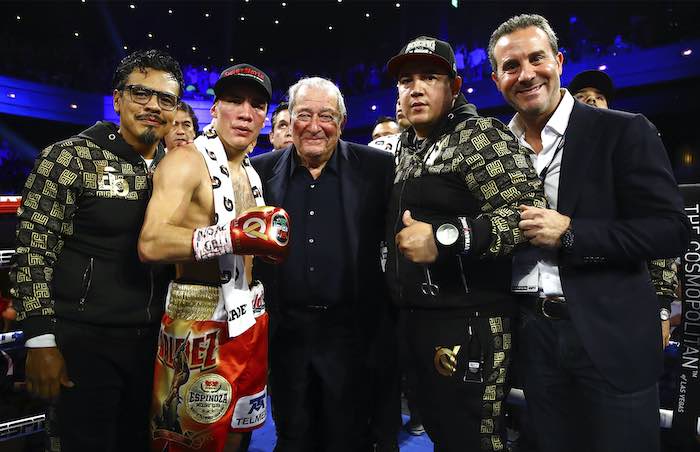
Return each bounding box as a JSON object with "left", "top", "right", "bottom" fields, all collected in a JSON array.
[{"left": 672, "top": 184, "right": 700, "bottom": 446}]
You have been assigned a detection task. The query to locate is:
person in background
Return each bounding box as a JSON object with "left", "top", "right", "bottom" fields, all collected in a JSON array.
[
  {"left": 163, "top": 101, "right": 198, "bottom": 151},
  {"left": 269, "top": 101, "right": 293, "bottom": 151},
  {"left": 567, "top": 69, "right": 614, "bottom": 109},
  {"left": 371, "top": 116, "right": 401, "bottom": 141}
]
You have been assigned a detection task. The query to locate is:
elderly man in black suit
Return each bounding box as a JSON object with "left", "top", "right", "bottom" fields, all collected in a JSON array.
[
  {"left": 489, "top": 14, "right": 690, "bottom": 452},
  {"left": 251, "top": 77, "right": 395, "bottom": 452}
]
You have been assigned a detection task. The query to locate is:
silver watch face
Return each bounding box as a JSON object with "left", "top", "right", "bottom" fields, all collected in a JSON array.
[
  {"left": 660, "top": 308, "right": 670, "bottom": 321},
  {"left": 436, "top": 223, "right": 459, "bottom": 246}
]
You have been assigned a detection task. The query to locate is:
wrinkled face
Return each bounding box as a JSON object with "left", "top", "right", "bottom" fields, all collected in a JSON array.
[
  {"left": 574, "top": 87, "right": 608, "bottom": 109},
  {"left": 291, "top": 86, "right": 344, "bottom": 165},
  {"left": 397, "top": 60, "right": 461, "bottom": 138},
  {"left": 211, "top": 83, "right": 268, "bottom": 154},
  {"left": 269, "top": 109, "right": 293, "bottom": 150},
  {"left": 395, "top": 99, "right": 411, "bottom": 130},
  {"left": 372, "top": 120, "right": 400, "bottom": 140},
  {"left": 164, "top": 109, "right": 196, "bottom": 149},
  {"left": 113, "top": 69, "right": 180, "bottom": 149},
  {"left": 491, "top": 26, "right": 564, "bottom": 122}
]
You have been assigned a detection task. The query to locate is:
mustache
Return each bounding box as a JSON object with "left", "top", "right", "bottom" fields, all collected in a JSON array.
[{"left": 136, "top": 113, "right": 166, "bottom": 124}]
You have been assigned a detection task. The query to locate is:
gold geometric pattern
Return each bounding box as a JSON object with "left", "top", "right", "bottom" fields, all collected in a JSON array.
[
  {"left": 37, "top": 159, "right": 54, "bottom": 177},
  {"left": 57, "top": 149, "right": 73, "bottom": 167},
  {"left": 485, "top": 160, "right": 505, "bottom": 177},
  {"left": 9, "top": 134, "right": 161, "bottom": 324},
  {"left": 648, "top": 258, "right": 679, "bottom": 299},
  {"left": 393, "top": 114, "right": 545, "bottom": 258},
  {"left": 489, "top": 317, "right": 503, "bottom": 333},
  {"left": 480, "top": 418, "right": 494, "bottom": 434},
  {"left": 478, "top": 316, "right": 511, "bottom": 451},
  {"left": 58, "top": 169, "right": 78, "bottom": 186},
  {"left": 471, "top": 133, "right": 490, "bottom": 151}
]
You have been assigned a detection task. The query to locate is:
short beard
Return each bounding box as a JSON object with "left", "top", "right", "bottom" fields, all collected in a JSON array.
[{"left": 138, "top": 127, "right": 159, "bottom": 146}]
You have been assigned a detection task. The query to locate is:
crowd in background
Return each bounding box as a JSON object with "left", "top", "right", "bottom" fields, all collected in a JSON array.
[
  {"left": 0, "top": 11, "right": 693, "bottom": 100},
  {"left": 0, "top": 9, "right": 697, "bottom": 196}
]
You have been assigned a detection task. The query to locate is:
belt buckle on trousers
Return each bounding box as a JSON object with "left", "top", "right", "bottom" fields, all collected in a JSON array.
[{"left": 539, "top": 296, "right": 567, "bottom": 320}]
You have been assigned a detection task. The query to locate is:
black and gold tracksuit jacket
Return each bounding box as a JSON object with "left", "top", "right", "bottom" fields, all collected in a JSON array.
[
  {"left": 9, "top": 121, "right": 171, "bottom": 340},
  {"left": 386, "top": 96, "right": 546, "bottom": 313},
  {"left": 385, "top": 96, "right": 678, "bottom": 312}
]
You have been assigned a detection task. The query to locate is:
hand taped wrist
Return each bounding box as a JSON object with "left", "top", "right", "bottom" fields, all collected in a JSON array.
[{"left": 193, "top": 224, "right": 233, "bottom": 261}]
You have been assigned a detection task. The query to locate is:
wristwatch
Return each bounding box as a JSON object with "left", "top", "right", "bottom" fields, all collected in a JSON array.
[
  {"left": 436, "top": 223, "right": 459, "bottom": 246},
  {"left": 561, "top": 226, "right": 574, "bottom": 252},
  {"left": 660, "top": 308, "right": 671, "bottom": 321}
]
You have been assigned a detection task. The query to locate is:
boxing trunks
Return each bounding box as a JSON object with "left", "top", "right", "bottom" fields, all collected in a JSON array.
[{"left": 150, "top": 281, "right": 268, "bottom": 451}]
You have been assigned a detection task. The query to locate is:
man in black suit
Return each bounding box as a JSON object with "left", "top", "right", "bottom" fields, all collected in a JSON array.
[
  {"left": 251, "top": 76, "right": 395, "bottom": 452},
  {"left": 489, "top": 14, "right": 690, "bottom": 452}
]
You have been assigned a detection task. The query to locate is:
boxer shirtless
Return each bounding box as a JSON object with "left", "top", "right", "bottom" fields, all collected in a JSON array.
[{"left": 138, "top": 64, "right": 287, "bottom": 452}]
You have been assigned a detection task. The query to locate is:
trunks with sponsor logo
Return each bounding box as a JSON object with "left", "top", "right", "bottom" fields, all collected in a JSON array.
[{"left": 150, "top": 281, "right": 268, "bottom": 451}]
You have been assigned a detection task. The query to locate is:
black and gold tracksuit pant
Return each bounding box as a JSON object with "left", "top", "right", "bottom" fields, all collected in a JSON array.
[{"left": 398, "top": 308, "right": 512, "bottom": 452}]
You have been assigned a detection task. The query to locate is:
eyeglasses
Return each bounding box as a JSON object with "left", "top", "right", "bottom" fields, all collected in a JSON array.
[
  {"left": 122, "top": 85, "right": 180, "bottom": 111},
  {"left": 293, "top": 111, "right": 338, "bottom": 124}
]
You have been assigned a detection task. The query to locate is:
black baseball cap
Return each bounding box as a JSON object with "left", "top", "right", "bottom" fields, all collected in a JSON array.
[
  {"left": 568, "top": 70, "right": 614, "bottom": 101},
  {"left": 214, "top": 64, "right": 272, "bottom": 101},
  {"left": 387, "top": 36, "right": 457, "bottom": 78}
]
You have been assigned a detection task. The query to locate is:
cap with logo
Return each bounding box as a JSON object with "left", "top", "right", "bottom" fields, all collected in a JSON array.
[
  {"left": 214, "top": 63, "right": 272, "bottom": 102},
  {"left": 567, "top": 70, "right": 614, "bottom": 102},
  {"left": 387, "top": 36, "right": 457, "bottom": 78}
]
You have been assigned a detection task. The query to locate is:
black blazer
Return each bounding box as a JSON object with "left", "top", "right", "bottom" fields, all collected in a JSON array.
[
  {"left": 251, "top": 140, "right": 394, "bottom": 334},
  {"left": 557, "top": 102, "right": 689, "bottom": 391}
]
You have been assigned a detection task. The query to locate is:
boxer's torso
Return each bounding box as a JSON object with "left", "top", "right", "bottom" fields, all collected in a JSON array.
[{"left": 176, "top": 147, "right": 256, "bottom": 285}]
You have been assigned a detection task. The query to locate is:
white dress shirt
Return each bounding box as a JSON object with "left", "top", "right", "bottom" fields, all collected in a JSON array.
[{"left": 510, "top": 89, "right": 575, "bottom": 297}]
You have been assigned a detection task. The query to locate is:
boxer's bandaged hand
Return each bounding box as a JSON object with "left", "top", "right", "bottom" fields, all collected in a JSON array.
[
  {"left": 193, "top": 206, "right": 290, "bottom": 262},
  {"left": 193, "top": 224, "right": 233, "bottom": 261}
]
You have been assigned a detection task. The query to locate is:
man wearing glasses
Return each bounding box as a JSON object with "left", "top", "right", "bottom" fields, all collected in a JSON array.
[
  {"left": 251, "top": 77, "right": 395, "bottom": 451},
  {"left": 9, "top": 50, "right": 183, "bottom": 451}
]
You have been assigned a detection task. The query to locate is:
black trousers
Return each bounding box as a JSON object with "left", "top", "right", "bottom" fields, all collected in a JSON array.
[
  {"left": 519, "top": 308, "right": 661, "bottom": 452},
  {"left": 269, "top": 306, "right": 368, "bottom": 452},
  {"left": 398, "top": 308, "right": 513, "bottom": 452},
  {"left": 367, "top": 305, "right": 401, "bottom": 448},
  {"left": 55, "top": 318, "right": 159, "bottom": 452}
]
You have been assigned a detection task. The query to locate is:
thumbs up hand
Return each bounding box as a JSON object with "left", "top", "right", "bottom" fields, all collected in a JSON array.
[
  {"left": 396, "top": 210, "right": 438, "bottom": 263},
  {"left": 402, "top": 210, "right": 416, "bottom": 227}
]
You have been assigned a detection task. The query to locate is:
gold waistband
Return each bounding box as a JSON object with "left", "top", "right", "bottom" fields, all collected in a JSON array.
[{"left": 166, "top": 281, "right": 220, "bottom": 321}]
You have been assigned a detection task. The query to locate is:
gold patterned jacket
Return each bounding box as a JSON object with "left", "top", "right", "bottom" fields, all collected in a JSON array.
[
  {"left": 648, "top": 258, "right": 678, "bottom": 309},
  {"left": 386, "top": 95, "right": 546, "bottom": 310},
  {"left": 9, "top": 121, "right": 170, "bottom": 339}
]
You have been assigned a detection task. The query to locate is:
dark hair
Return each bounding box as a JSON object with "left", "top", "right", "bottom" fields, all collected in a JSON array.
[
  {"left": 270, "top": 101, "right": 289, "bottom": 131},
  {"left": 374, "top": 116, "right": 397, "bottom": 127},
  {"left": 488, "top": 14, "right": 559, "bottom": 72},
  {"left": 112, "top": 49, "right": 184, "bottom": 96},
  {"left": 177, "top": 101, "right": 199, "bottom": 135}
]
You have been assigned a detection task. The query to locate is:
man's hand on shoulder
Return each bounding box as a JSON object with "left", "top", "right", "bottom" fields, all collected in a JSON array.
[
  {"left": 26, "top": 347, "right": 73, "bottom": 400},
  {"left": 518, "top": 205, "right": 571, "bottom": 248},
  {"left": 396, "top": 210, "right": 438, "bottom": 263}
]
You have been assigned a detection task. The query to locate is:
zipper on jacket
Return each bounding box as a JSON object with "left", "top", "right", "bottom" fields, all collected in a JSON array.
[
  {"left": 394, "top": 177, "right": 409, "bottom": 302},
  {"left": 457, "top": 255, "right": 470, "bottom": 294},
  {"left": 146, "top": 268, "right": 154, "bottom": 322},
  {"left": 78, "top": 258, "right": 94, "bottom": 312}
]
